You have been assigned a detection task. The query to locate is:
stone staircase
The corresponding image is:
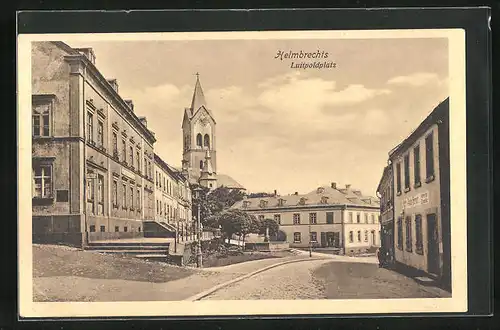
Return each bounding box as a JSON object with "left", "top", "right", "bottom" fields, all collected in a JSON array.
[
  {"left": 85, "top": 240, "right": 171, "bottom": 262},
  {"left": 143, "top": 221, "right": 176, "bottom": 238}
]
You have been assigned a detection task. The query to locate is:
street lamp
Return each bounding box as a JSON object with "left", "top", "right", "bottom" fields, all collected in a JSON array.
[
  {"left": 193, "top": 186, "right": 203, "bottom": 268},
  {"left": 309, "top": 223, "right": 312, "bottom": 257}
]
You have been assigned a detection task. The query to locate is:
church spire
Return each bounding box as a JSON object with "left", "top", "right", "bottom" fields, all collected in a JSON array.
[
  {"left": 201, "top": 149, "right": 214, "bottom": 174},
  {"left": 190, "top": 73, "right": 207, "bottom": 112}
]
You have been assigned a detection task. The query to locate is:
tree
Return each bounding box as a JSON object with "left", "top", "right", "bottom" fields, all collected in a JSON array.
[
  {"left": 238, "top": 214, "right": 260, "bottom": 246},
  {"left": 258, "top": 218, "right": 279, "bottom": 238},
  {"left": 191, "top": 185, "right": 245, "bottom": 228},
  {"left": 217, "top": 209, "right": 245, "bottom": 243}
]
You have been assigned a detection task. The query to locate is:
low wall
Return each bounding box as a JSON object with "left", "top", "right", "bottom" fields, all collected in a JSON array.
[
  {"left": 245, "top": 242, "right": 290, "bottom": 252},
  {"left": 33, "top": 233, "right": 85, "bottom": 248},
  {"left": 88, "top": 231, "right": 143, "bottom": 242}
]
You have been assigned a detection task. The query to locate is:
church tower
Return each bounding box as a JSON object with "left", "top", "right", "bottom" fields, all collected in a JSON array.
[
  {"left": 199, "top": 149, "right": 217, "bottom": 190},
  {"left": 182, "top": 74, "right": 217, "bottom": 184}
]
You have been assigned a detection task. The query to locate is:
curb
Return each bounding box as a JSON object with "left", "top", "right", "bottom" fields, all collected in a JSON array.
[{"left": 184, "top": 257, "right": 331, "bottom": 301}]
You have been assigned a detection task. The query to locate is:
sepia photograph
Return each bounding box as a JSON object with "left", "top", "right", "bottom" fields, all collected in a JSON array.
[{"left": 17, "top": 29, "right": 468, "bottom": 317}]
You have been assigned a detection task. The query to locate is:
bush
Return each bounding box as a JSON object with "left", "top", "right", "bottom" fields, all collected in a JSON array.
[{"left": 276, "top": 230, "right": 287, "bottom": 242}]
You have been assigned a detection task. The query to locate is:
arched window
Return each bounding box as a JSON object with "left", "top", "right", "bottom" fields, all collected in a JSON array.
[
  {"left": 196, "top": 133, "right": 202, "bottom": 147},
  {"left": 200, "top": 160, "right": 204, "bottom": 169},
  {"left": 204, "top": 134, "right": 210, "bottom": 148}
]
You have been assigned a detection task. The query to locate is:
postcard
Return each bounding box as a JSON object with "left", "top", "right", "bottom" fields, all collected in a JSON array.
[{"left": 18, "top": 28, "right": 467, "bottom": 318}]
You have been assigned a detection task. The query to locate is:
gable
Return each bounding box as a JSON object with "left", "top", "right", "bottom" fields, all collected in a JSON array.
[{"left": 191, "top": 105, "right": 216, "bottom": 126}]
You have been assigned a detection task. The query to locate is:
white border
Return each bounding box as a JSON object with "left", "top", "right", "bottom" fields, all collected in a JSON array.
[{"left": 18, "top": 29, "right": 467, "bottom": 318}]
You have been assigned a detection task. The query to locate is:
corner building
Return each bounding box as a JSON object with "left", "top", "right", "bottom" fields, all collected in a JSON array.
[
  {"left": 389, "top": 98, "right": 451, "bottom": 290},
  {"left": 31, "top": 41, "right": 156, "bottom": 247},
  {"left": 232, "top": 183, "right": 381, "bottom": 254}
]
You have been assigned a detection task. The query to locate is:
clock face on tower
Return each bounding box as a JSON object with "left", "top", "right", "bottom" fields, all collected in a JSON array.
[{"left": 199, "top": 114, "right": 209, "bottom": 126}]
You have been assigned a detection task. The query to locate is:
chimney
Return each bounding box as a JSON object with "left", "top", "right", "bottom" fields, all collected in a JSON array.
[
  {"left": 124, "top": 99, "right": 134, "bottom": 112},
  {"left": 74, "top": 47, "right": 96, "bottom": 65},
  {"left": 345, "top": 184, "right": 351, "bottom": 189},
  {"left": 274, "top": 189, "right": 277, "bottom": 196},
  {"left": 294, "top": 192, "right": 298, "bottom": 195},
  {"left": 107, "top": 79, "right": 119, "bottom": 93},
  {"left": 331, "top": 182, "right": 337, "bottom": 189},
  {"left": 138, "top": 116, "right": 147, "bottom": 127}
]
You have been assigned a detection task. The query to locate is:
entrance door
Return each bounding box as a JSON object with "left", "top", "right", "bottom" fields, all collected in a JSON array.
[
  {"left": 320, "top": 232, "right": 327, "bottom": 247},
  {"left": 427, "top": 214, "right": 440, "bottom": 275},
  {"left": 332, "top": 232, "right": 340, "bottom": 248}
]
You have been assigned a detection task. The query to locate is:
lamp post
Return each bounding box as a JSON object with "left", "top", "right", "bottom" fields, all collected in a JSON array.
[
  {"left": 194, "top": 186, "right": 203, "bottom": 268},
  {"left": 309, "top": 223, "right": 312, "bottom": 257}
]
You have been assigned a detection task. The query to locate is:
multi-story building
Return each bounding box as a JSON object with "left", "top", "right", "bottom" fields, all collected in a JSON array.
[
  {"left": 153, "top": 153, "right": 193, "bottom": 236},
  {"left": 376, "top": 164, "right": 395, "bottom": 262},
  {"left": 31, "top": 41, "right": 156, "bottom": 247},
  {"left": 388, "top": 98, "right": 450, "bottom": 290},
  {"left": 232, "top": 183, "right": 380, "bottom": 254}
]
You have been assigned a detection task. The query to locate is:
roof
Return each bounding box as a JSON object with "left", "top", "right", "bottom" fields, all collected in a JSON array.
[
  {"left": 376, "top": 165, "right": 392, "bottom": 194},
  {"left": 191, "top": 75, "right": 207, "bottom": 112},
  {"left": 389, "top": 97, "right": 449, "bottom": 159},
  {"left": 217, "top": 173, "right": 246, "bottom": 190},
  {"left": 154, "top": 153, "right": 185, "bottom": 182},
  {"left": 232, "top": 184, "right": 379, "bottom": 210}
]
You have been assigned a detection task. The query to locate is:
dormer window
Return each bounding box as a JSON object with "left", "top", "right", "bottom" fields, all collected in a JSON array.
[
  {"left": 259, "top": 200, "right": 268, "bottom": 208},
  {"left": 243, "top": 201, "right": 251, "bottom": 209},
  {"left": 320, "top": 196, "right": 329, "bottom": 204},
  {"left": 298, "top": 197, "right": 307, "bottom": 205},
  {"left": 316, "top": 187, "right": 325, "bottom": 194},
  {"left": 277, "top": 198, "right": 286, "bottom": 207}
]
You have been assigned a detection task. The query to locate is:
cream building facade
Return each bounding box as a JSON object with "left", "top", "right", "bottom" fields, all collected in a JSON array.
[
  {"left": 388, "top": 98, "right": 451, "bottom": 290},
  {"left": 232, "top": 183, "right": 380, "bottom": 254}
]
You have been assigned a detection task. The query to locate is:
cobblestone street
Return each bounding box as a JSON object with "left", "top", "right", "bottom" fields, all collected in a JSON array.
[{"left": 202, "top": 259, "right": 450, "bottom": 300}]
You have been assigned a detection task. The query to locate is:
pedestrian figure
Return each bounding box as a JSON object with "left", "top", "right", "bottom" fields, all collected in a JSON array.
[{"left": 377, "top": 247, "right": 386, "bottom": 268}]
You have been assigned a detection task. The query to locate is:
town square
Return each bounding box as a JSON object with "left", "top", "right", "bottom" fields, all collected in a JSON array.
[{"left": 29, "top": 36, "right": 452, "bottom": 303}]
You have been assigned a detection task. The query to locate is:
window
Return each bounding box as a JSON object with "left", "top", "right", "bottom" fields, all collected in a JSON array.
[
  {"left": 293, "top": 213, "right": 301, "bottom": 225},
  {"left": 137, "top": 189, "right": 141, "bottom": 211},
  {"left": 310, "top": 232, "right": 317, "bottom": 242},
  {"left": 89, "top": 225, "right": 96, "bottom": 232},
  {"left": 349, "top": 231, "right": 353, "bottom": 243},
  {"left": 415, "top": 214, "right": 423, "bottom": 254},
  {"left": 97, "top": 121, "right": 104, "bottom": 146},
  {"left": 405, "top": 216, "right": 412, "bottom": 252},
  {"left": 130, "top": 187, "right": 134, "bottom": 209},
  {"left": 129, "top": 146, "right": 134, "bottom": 167},
  {"left": 87, "top": 175, "right": 95, "bottom": 208},
  {"left": 396, "top": 163, "right": 402, "bottom": 194},
  {"left": 122, "top": 183, "right": 127, "bottom": 207},
  {"left": 356, "top": 213, "right": 361, "bottom": 223},
  {"left": 404, "top": 154, "right": 410, "bottom": 191},
  {"left": 100, "top": 225, "right": 105, "bottom": 232},
  {"left": 200, "top": 160, "right": 204, "bottom": 170},
  {"left": 136, "top": 151, "right": 140, "bottom": 172},
  {"left": 204, "top": 134, "right": 210, "bottom": 148},
  {"left": 309, "top": 212, "right": 317, "bottom": 224},
  {"left": 364, "top": 230, "right": 368, "bottom": 242},
  {"left": 258, "top": 215, "right": 264, "bottom": 221},
  {"left": 371, "top": 214, "right": 375, "bottom": 223},
  {"left": 274, "top": 214, "right": 281, "bottom": 224},
  {"left": 349, "top": 212, "right": 353, "bottom": 223},
  {"left": 115, "top": 226, "right": 119, "bottom": 232},
  {"left": 414, "top": 144, "right": 421, "bottom": 186},
  {"left": 156, "top": 200, "right": 159, "bottom": 214},
  {"left": 144, "top": 157, "right": 147, "bottom": 176},
  {"left": 196, "top": 133, "right": 202, "bottom": 147},
  {"left": 364, "top": 213, "right": 368, "bottom": 223},
  {"left": 163, "top": 177, "right": 166, "bottom": 191},
  {"left": 326, "top": 212, "right": 334, "bottom": 224},
  {"left": 112, "top": 132, "right": 118, "bottom": 157},
  {"left": 33, "top": 164, "right": 52, "bottom": 198},
  {"left": 97, "top": 175, "right": 104, "bottom": 215},
  {"left": 112, "top": 180, "right": 117, "bottom": 206},
  {"left": 87, "top": 112, "right": 94, "bottom": 142},
  {"left": 159, "top": 201, "right": 162, "bottom": 215},
  {"left": 293, "top": 232, "right": 301, "bottom": 242},
  {"left": 397, "top": 217, "right": 403, "bottom": 249},
  {"left": 425, "top": 133, "right": 435, "bottom": 181},
  {"left": 124, "top": 226, "right": 128, "bottom": 232},
  {"left": 32, "top": 100, "right": 51, "bottom": 137},
  {"left": 357, "top": 231, "right": 361, "bottom": 242},
  {"left": 122, "top": 139, "right": 127, "bottom": 162}
]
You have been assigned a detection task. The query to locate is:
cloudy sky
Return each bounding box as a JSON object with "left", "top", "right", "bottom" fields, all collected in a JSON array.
[{"left": 65, "top": 37, "right": 448, "bottom": 197}]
